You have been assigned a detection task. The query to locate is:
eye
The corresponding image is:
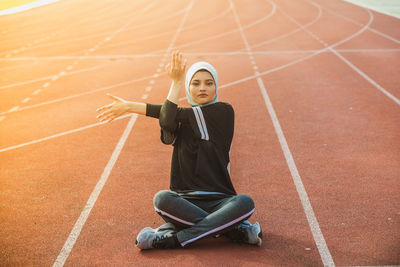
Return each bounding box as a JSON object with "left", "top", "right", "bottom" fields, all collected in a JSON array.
[
  {"left": 191, "top": 82, "right": 199, "bottom": 86},
  {"left": 207, "top": 82, "right": 214, "bottom": 86}
]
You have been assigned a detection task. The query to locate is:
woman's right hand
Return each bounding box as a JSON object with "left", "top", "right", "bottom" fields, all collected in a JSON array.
[
  {"left": 165, "top": 50, "right": 187, "bottom": 83},
  {"left": 96, "top": 94, "right": 129, "bottom": 123}
]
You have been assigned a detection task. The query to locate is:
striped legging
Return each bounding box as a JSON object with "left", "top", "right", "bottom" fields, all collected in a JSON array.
[{"left": 153, "top": 190, "right": 255, "bottom": 247}]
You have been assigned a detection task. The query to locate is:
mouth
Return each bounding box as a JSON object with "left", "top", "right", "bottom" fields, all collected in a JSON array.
[{"left": 198, "top": 94, "right": 208, "bottom": 98}]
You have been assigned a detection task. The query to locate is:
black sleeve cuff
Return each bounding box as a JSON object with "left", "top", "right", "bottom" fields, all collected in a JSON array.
[{"left": 146, "top": 103, "right": 161, "bottom": 118}]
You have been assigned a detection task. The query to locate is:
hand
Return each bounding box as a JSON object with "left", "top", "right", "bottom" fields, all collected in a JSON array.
[
  {"left": 165, "top": 50, "right": 187, "bottom": 83},
  {"left": 96, "top": 94, "right": 129, "bottom": 123}
]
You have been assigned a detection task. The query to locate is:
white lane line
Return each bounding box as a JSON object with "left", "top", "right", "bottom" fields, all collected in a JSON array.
[
  {"left": 141, "top": 94, "right": 148, "bottom": 100},
  {"left": 43, "top": 82, "right": 50, "bottom": 88},
  {"left": 287, "top": 2, "right": 399, "bottom": 106},
  {"left": 52, "top": 1, "right": 163, "bottom": 265},
  {"left": 21, "top": 97, "right": 31, "bottom": 103},
  {"left": 244, "top": 0, "right": 321, "bottom": 51},
  {"left": 53, "top": 1, "right": 193, "bottom": 266},
  {"left": 331, "top": 48, "right": 400, "bottom": 105},
  {"left": 0, "top": 43, "right": 385, "bottom": 153},
  {"left": 231, "top": 0, "right": 335, "bottom": 266},
  {"left": 0, "top": 114, "right": 132, "bottom": 153},
  {"left": 0, "top": 62, "right": 114, "bottom": 90},
  {"left": 100, "top": 0, "right": 271, "bottom": 55},
  {"left": 0, "top": 74, "right": 159, "bottom": 116},
  {"left": 366, "top": 26, "right": 400, "bottom": 44},
  {"left": 1, "top": 0, "right": 381, "bottom": 151},
  {"left": 1, "top": 48, "right": 399, "bottom": 63},
  {"left": 0, "top": 0, "right": 122, "bottom": 58},
  {"left": 52, "top": 114, "right": 137, "bottom": 267},
  {"left": 276, "top": 4, "right": 327, "bottom": 47},
  {"left": 33, "top": 89, "right": 41, "bottom": 95},
  {"left": 257, "top": 77, "right": 335, "bottom": 266},
  {"left": 0, "top": 116, "right": 5, "bottom": 122},
  {"left": 277, "top": 2, "right": 328, "bottom": 48},
  {"left": 98, "top": 3, "right": 232, "bottom": 53},
  {"left": 309, "top": 0, "right": 400, "bottom": 44},
  {"left": 7, "top": 1, "right": 205, "bottom": 59},
  {"left": 8, "top": 106, "right": 19, "bottom": 112}
]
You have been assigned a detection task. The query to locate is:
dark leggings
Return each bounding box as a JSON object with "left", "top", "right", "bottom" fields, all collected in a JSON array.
[{"left": 153, "top": 190, "right": 255, "bottom": 247}]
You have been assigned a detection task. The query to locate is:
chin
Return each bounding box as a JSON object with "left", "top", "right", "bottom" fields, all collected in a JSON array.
[{"left": 196, "top": 99, "right": 212, "bottom": 105}]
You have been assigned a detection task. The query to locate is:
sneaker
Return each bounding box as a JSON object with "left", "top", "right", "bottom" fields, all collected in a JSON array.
[
  {"left": 245, "top": 222, "right": 262, "bottom": 246},
  {"left": 226, "top": 221, "right": 263, "bottom": 246},
  {"left": 135, "top": 226, "right": 179, "bottom": 250}
]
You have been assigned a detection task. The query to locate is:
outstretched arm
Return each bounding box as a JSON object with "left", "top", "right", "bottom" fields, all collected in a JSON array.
[
  {"left": 96, "top": 51, "right": 186, "bottom": 124},
  {"left": 96, "top": 94, "right": 146, "bottom": 123}
]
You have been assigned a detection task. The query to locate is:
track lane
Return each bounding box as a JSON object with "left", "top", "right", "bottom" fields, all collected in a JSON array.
[
  {"left": 1, "top": 0, "right": 399, "bottom": 266},
  {"left": 62, "top": 0, "right": 328, "bottom": 265},
  {"left": 258, "top": 0, "right": 400, "bottom": 264}
]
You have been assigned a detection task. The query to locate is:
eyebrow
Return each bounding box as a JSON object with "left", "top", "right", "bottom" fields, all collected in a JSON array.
[{"left": 192, "top": 79, "right": 214, "bottom": 82}]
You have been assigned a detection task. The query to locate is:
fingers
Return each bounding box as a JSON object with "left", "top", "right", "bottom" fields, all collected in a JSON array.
[
  {"left": 182, "top": 58, "right": 187, "bottom": 72},
  {"left": 171, "top": 50, "right": 183, "bottom": 70},
  {"left": 96, "top": 103, "right": 113, "bottom": 112},
  {"left": 96, "top": 109, "right": 112, "bottom": 121},
  {"left": 172, "top": 50, "right": 178, "bottom": 70},
  {"left": 107, "top": 93, "right": 124, "bottom": 102},
  {"left": 103, "top": 114, "right": 115, "bottom": 123},
  {"left": 97, "top": 111, "right": 117, "bottom": 123},
  {"left": 166, "top": 50, "right": 187, "bottom": 80}
]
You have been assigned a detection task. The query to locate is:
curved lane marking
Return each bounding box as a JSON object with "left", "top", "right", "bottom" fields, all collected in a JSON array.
[{"left": 0, "top": 0, "right": 388, "bottom": 153}]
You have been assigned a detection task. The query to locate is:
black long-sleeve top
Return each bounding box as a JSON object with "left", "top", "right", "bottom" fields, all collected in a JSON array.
[{"left": 146, "top": 100, "right": 237, "bottom": 197}]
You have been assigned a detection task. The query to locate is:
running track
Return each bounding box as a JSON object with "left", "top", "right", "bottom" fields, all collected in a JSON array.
[{"left": 0, "top": 0, "right": 399, "bottom": 266}]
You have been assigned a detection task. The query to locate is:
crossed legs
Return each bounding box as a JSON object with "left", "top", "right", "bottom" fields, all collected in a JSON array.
[{"left": 153, "top": 190, "right": 255, "bottom": 247}]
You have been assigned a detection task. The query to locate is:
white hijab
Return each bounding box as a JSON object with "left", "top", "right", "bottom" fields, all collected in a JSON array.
[{"left": 185, "top": 62, "right": 218, "bottom": 106}]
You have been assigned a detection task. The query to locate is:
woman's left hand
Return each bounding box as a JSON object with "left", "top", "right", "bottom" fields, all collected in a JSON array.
[{"left": 165, "top": 50, "right": 187, "bottom": 83}]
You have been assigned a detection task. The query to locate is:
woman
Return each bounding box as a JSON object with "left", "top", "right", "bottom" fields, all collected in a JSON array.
[{"left": 97, "top": 51, "right": 262, "bottom": 249}]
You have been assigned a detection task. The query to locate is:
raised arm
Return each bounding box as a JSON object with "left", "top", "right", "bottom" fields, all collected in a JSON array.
[
  {"left": 159, "top": 51, "right": 187, "bottom": 134},
  {"left": 96, "top": 94, "right": 146, "bottom": 123}
]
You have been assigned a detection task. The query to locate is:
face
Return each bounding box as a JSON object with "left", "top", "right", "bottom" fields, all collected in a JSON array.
[{"left": 189, "top": 70, "right": 216, "bottom": 105}]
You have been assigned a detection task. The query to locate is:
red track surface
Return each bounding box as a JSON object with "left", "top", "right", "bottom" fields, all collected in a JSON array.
[{"left": 1, "top": 0, "right": 399, "bottom": 266}]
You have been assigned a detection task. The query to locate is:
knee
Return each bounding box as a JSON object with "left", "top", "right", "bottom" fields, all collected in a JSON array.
[
  {"left": 153, "top": 190, "right": 176, "bottom": 210},
  {"left": 236, "top": 194, "right": 255, "bottom": 211}
]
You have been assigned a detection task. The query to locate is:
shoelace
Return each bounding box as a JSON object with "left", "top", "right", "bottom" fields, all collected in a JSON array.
[{"left": 152, "top": 233, "right": 174, "bottom": 249}]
